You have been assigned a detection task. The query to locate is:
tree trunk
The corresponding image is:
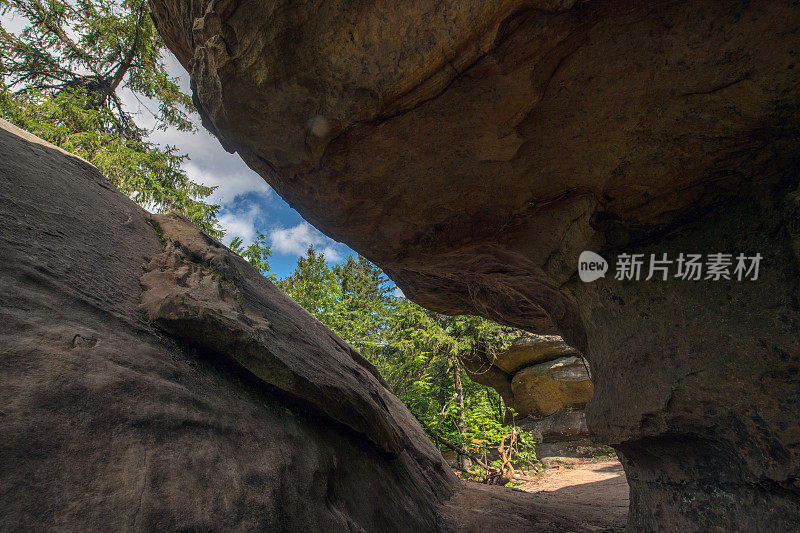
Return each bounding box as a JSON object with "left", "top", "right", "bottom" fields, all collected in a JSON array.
[{"left": 453, "top": 358, "right": 468, "bottom": 470}]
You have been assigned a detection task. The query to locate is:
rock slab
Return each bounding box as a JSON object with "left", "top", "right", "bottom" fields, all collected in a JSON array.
[
  {"left": 0, "top": 118, "right": 456, "bottom": 531},
  {"left": 511, "top": 356, "right": 594, "bottom": 418},
  {"left": 464, "top": 333, "right": 592, "bottom": 419}
]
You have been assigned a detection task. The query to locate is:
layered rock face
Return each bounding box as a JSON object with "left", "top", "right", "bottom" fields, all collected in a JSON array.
[
  {"left": 0, "top": 119, "right": 457, "bottom": 530},
  {"left": 464, "top": 334, "right": 595, "bottom": 456},
  {"left": 151, "top": 0, "right": 800, "bottom": 529},
  {"left": 463, "top": 334, "right": 593, "bottom": 417},
  {"left": 512, "top": 357, "right": 592, "bottom": 419}
]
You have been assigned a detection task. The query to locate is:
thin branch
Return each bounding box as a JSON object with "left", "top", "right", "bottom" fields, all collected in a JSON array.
[
  {"left": 417, "top": 418, "right": 496, "bottom": 472},
  {"left": 26, "top": 0, "right": 98, "bottom": 73},
  {"left": 106, "top": 4, "right": 145, "bottom": 93}
]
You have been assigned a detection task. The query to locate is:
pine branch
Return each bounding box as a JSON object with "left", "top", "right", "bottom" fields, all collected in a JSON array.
[{"left": 23, "top": 0, "right": 98, "bottom": 72}]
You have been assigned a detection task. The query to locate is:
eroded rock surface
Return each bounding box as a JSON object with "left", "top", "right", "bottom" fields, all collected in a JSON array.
[
  {"left": 521, "top": 409, "right": 589, "bottom": 444},
  {"left": 491, "top": 334, "right": 578, "bottom": 375},
  {"left": 151, "top": 0, "right": 800, "bottom": 529},
  {"left": 512, "top": 356, "right": 593, "bottom": 418},
  {"left": 0, "top": 118, "right": 456, "bottom": 531},
  {"left": 139, "top": 212, "right": 409, "bottom": 455},
  {"left": 150, "top": 0, "right": 800, "bottom": 329},
  {"left": 464, "top": 333, "right": 592, "bottom": 418},
  {"left": 465, "top": 334, "right": 594, "bottom": 454}
]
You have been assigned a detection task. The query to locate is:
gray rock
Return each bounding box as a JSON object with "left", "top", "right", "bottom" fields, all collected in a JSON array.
[
  {"left": 139, "top": 212, "right": 406, "bottom": 455},
  {"left": 540, "top": 457, "right": 584, "bottom": 469},
  {"left": 0, "top": 118, "right": 456, "bottom": 531},
  {"left": 521, "top": 410, "right": 590, "bottom": 443},
  {"left": 534, "top": 440, "right": 613, "bottom": 461}
]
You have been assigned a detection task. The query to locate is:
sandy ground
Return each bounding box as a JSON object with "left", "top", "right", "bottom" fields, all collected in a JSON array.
[{"left": 440, "top": 458, "right": 628, "bottom": 532}]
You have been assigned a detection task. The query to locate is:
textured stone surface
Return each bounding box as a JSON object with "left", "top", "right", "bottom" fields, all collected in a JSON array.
[
  {"left": 0, "top": 119, "right": 456, "bottom": 531},
  {"left": 139, "top": 212, "right": 407, "bottom": 455},
  {"left": 535, "top": 439, "right": 611, "bottom": 460},
  {"left": 463, "top": 333, "right": 589, "bottom": 418},
  {"left": 520, "top": 409, "right": 590, "bottom": 444},
  {"left": 440, "top": 477, "right": 627, "bottom": 532},
  {"left": 512, "top": 356, "right": 594, "bottom": 418},
  {"left": 151, "top": 0, "right": 800, "bottom": 529},
  {"left": 493, "top": 334, "right": 577, "bottom": 375},
  {"left": 150, "top": 0, "right": 800, "bottom": 332},
  {"left": 469, "top": 334, "right": 595, "bottom": 455},
  {"left": 460, "top": 351, "right": 516, "bottom": 409},
  {"left": 576, "top": 196, "right": 800, "bottom": 531}
]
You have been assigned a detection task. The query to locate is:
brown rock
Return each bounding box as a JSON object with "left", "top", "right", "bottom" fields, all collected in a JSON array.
[
  {"left": 439, "top": 478, "right": 628, "bottom": 532},
  {"left": 464, "top": 334, "right": 589, "bottom": 421},
  {"left": 460, "top": 351, "right": 515, "bottom": 408},
  {"left": 150, "top": 0, "right": 800, "bottom": 332},
  {"left": 511, "top": 357, "right": 594, "bottom": 418},
  {"left": 139, "top": 212, "right": 405, "bottom": 455},
  {"left": 0, "top": 118, "right": 455, "bottom": 531},
  {"left": 493, "top": 334, "right": 578, "bottom": 375},
  {"left": 151, "top": 0, "right": 800, "bottom": 529},
  {"left": 520, "top": 409, "right": 590, "bottom": 443}
]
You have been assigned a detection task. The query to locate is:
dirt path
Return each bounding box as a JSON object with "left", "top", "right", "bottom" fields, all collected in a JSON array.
[{"left": 440, "top": 458, "right": 628, "bottom": 532}]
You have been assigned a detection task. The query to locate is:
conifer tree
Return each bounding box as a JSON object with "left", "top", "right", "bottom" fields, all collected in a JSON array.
[{"left": 0, "top": 0, "right": 221, "bottom": 236}]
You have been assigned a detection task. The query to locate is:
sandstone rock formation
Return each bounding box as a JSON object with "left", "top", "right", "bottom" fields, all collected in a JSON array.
[
  {"left": 151, "top": 0, "right": 800, "bottom": 529},
  {"left": 490, "top": 334, "right": 578, "bottom": 375},
  {"left": 523, "top": 409, "right": 588, "bottom": 443},
  {"left": 463, "top": 333, "right": 593, "bottom": 419},
  {"left": 465, "top": 334, "right": 595, "bottom": 458},
  {"left": 512, "top": 357, "right": 593, "bottom": 418},
  {"left": 0, "top": 119, "right": 456, "bottom": 530}
]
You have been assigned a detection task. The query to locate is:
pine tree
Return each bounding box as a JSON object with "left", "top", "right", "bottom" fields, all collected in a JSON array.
[
  {"left": 229, "top": 232, "right": 274, "bottom": 280},
  {"left": 0, "top": 0, "right": 221, "bottom": 236},
  {"left": 275, "top": 247, "right": 535, "bottom": 477}
]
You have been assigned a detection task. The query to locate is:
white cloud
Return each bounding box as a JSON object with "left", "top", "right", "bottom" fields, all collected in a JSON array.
[
  {"left": 218, "top": 203, "right": 262, "bottom": 246},
  {"left": 1, "top": 12, "right": 29, "bottom": 35},
  {"left": 114, "top": 50, "right": 273, "bottom": 206},
  {"left": 184, "top": 161, "right": 270, "bottom": 204},
  {"left": 393, "top": 287, "right": 406, "bottom": 298},
  {"left": 270, "top": 222, "right": 344, "bottom": 262}
]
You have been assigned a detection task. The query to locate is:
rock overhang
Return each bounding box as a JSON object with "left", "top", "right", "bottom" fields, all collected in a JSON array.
[
  {"left": 149, "top": 0, "right": 800, "bottom": 345},
  {"left": 148, "top": 1, "right": 800, "bottom": 528}
]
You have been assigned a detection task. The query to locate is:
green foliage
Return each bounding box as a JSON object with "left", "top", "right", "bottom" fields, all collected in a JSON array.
[
  {"left": 0, "top": 0, "right": 221, "bottom": 237},
  {"left": 511, "top": 429, "right": 538, "bottom": 471},
  {"left": 230, "top": 231, "right": 274, "bottom": 280},
  {"left": 278, "top": 246, "right": 534, "bottom": 471},
  {"left": 332, "top": 255, "right": 396, "bottom": 357},
  {"left": 277, "top": 246, "right": 347, "bottom": 329}
]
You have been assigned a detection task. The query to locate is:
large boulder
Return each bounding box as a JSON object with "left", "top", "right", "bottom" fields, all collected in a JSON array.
[
  {"left": 520, "top": 409, "right": 589, "bottom": 444},
  {"left": 511, "top": 356, "right": 594, "bottom": 418},
  {"left": 465, "top": 333, "right": 595, "bottom": 451},
  {"left": 492, "top": 334, "right": 574, "bottom": 375},
  {"left": 463, "top": 333, "right": 592, "bottom": 419},
  {"left": 0, "top": 119, "right": 456, "bottom": 530},
  {"left": 150, "top": 0, "right": 800, "bottom": 529}
]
